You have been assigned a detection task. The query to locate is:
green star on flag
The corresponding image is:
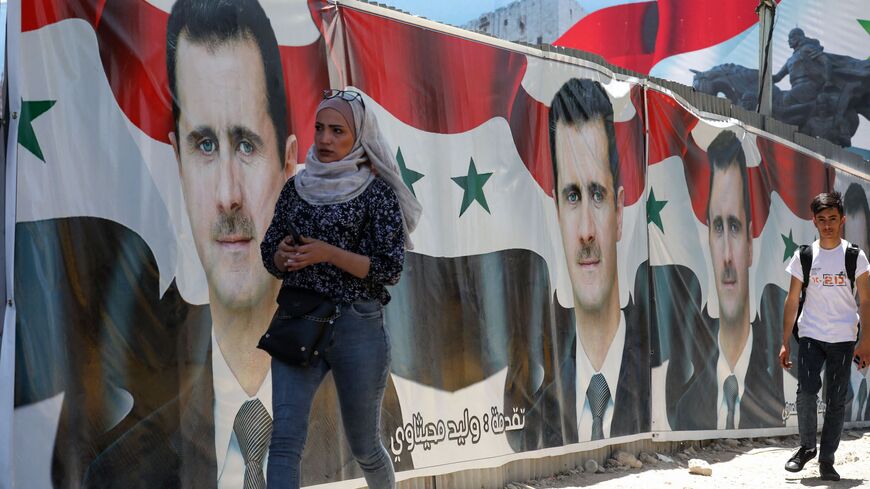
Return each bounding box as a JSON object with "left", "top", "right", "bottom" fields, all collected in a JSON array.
[
  {"left": 396, "top": 147, "right": 424, "bottom": 196},
  {"left": 452, "top": 157, "right": 493, "bottom": 216},
  {"left": 18, "top": 99, "right": 57, "bottom": 162},
  {"left": 646, "top": 188, "right": 668, "bottom": 232},
  {"left": 781, "top": 229, "right": 799, "bottom": 262}
]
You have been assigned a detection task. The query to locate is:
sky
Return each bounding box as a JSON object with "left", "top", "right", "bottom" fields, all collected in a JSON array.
[
  {"left": 382, "top": 0, "right": 622, "bottom": 26},
  {"left": 381, "top": 0, "right": 515, "bottom": 26}
]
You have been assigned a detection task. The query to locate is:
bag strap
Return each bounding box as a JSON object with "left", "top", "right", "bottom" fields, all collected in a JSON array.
[{"left": 846, "top": 242, "right": 859, "bottom": 292}]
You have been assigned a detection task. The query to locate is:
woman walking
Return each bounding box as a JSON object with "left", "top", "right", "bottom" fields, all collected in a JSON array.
[{"left": 261, "top": 89, "right": 421, "bottom": 488}]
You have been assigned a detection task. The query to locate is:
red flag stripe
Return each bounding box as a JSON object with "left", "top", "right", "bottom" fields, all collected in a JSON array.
[
  {"left": 653, "top": 0, "right": 763, "bottom": 68},
  {"left": 615, "top": 85, "right": 647, "bottom": 206},
  {"left": 555, "top": 1, "right": 658, "bottom": 74},
  {"left": 555, "top": 0, "right": 769, "bottom": 75}
]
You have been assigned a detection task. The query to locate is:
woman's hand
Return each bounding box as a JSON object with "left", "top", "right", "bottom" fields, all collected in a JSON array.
[
  {"left": 273, "top": 235, "right": 300, "bottom": 272},
  {"left": 285, "top": 237, "right": 335, "bottom": 271}
]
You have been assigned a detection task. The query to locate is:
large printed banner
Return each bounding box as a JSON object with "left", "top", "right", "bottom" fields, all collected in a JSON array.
[
  {"left": 646, "top": 88, "right": 830, "bottom": 434},
  {"left": 4, "top": 0, "right": 868, "bottom": 488}
]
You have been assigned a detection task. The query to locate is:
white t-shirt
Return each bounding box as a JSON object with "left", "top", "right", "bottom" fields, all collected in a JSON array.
[{"left": 786, "top": 240, "right": 870, "bottom": 343}]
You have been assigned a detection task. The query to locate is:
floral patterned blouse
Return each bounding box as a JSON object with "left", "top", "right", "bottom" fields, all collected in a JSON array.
[{"left": 260, "top": 177, "right": 405, "bottom": 305}]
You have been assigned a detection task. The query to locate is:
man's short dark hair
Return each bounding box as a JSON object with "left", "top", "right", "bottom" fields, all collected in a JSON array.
[
  {"left": 811, "top": 191, "right": 844, "bottom": 216},
  {"left": 706, "top": 130, "right": 751, "bottom": 237},
  {"left": 166, "top": 0, "right": 288, "bottom": 164},
  {"left": 548, "top": 78, "right": 620, "bottom": 204}
]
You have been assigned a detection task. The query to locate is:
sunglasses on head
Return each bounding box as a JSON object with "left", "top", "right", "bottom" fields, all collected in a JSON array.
[{"left": 322, "top": 89, "right": 364, "bottom": 107}]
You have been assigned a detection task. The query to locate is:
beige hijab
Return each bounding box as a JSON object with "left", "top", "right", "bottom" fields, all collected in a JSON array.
[{"left": 295, "top": 95, "right": 422, "bottom": 249}]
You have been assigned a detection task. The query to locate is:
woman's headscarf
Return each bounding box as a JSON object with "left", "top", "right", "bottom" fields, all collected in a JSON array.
[{"left": 295, "top": 93, "right": 423, "bottom": 249}]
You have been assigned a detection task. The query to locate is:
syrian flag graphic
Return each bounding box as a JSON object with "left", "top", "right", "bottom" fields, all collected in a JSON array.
[{"left": 9, "top": 0, "right": 651, "bottom": 480}]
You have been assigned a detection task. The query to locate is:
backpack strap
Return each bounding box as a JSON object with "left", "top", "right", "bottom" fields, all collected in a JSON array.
[
  {"left": 846, "top": 243, "right": 859, "bottom": 292},
  {"left": 794, "top": 244, "right": 813, "bottom": 342},
  {"left": 799, "top": 244, "right": 812, "bottom": 290}
]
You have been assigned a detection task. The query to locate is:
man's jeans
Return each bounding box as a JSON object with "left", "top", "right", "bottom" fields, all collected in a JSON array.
[
  {"left": 267, "top": 300, "right": 394, "bottom": 489},
  {"left": 795, "top": 336, "right": 855, "bottom": 464}
]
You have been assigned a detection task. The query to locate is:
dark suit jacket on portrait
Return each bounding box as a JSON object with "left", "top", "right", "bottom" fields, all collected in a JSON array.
[
  {"left": 83, "top": 296, "right": 410, "bottom": 489},
  {"left": 664, "top": 266, "right": 786, "bottom": 431},
  {"left": 845, "top": 371, "right": 870, "bottom": 422},
  {"left": 14, "top": 217, "right": 407, "bottom": 489},
  {"left": 669, "top": 317, "right": 785, "bottom": 430},
  {"left": 505, "top": 262, "right": 651, "bottom": 450},
  {"left": 14, "top": 218, "right": 186, "bottom": 489}
]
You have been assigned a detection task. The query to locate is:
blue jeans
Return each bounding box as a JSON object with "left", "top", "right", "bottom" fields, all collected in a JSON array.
[
  {"left": 795, "top": 336, "right": 855, "bottom": 464},
  {"left": 267, "top": 300, "right": 395, "bottom": 489}
]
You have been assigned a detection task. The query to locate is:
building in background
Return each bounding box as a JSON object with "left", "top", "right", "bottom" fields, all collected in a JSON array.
[{"left": 462, "top": 0, "right": 584, "bottom": 45}]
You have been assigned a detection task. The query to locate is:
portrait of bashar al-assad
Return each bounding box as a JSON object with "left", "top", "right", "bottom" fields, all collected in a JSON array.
[
  {"left": 549, "top": 77, "right": 648, "bottom": 440},
  {"left": 668, "top": 129, "right": 784, "bottom": 431},
  {"left": 83, "top": 0, "right": 406, "bottom": 487},
  {"left": 707, "top": 130, "right": 752, "bottom": 342}
]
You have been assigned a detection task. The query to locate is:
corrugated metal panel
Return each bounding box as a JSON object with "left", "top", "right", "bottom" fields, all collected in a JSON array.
[
  {"left": 763, "top": 116, "right": 797, "bottom": 141},
  {"left": 398, "top": 439, "right": 712, "bottom": 489}
]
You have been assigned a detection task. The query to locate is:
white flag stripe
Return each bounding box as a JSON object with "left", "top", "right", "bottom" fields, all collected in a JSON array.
[
  {"left": 522, "top": 55, "right": 638, "bottom": 123},
  {"left": 16, "top": 20, "right": 179, "bottom": 297},
  {"left": 648, "top": 155, "right": 713, "bottom": 308},
  {"left": 362, "top": 90, "right": 581, "bottom": 305},
  {"left": 689, "top": 122, "right": 762, "bottom": 169},
  {"left": 12, "top": 393, "right": 64, "bottom": 489},
  {"left": 649, "top": 28, "right": 757, "bottom": 87},
  {"left": 750, "top": 191, "right": 816, "bottom": 315}
]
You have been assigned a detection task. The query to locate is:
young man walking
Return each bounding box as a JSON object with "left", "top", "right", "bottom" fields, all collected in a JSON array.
[{"left": 780, "top": 192, "right": 870, "bottom": 481}]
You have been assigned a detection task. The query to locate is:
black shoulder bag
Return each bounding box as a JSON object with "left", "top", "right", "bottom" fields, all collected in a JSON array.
[{"left": 257, "top": 286, "right": 339, "bottom": 367}]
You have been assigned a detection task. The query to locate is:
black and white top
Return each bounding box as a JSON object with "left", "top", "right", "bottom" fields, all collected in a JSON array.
[{"left": 261, "top": 177, "right": 405, "bottom": 305}]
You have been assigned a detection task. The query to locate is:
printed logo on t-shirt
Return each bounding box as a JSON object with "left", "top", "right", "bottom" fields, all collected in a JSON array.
[{"left": 810, "top": 269, "right": 848, "bottom": 287}]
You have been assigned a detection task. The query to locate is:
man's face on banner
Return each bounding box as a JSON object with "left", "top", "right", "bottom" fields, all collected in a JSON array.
[
  {"left": 708, "top": 164, "right": 752, "bottom": 324},
  {"left": 555, "top": 118, "right": 624, "bottom": 314},
  {"left": 171, "top": 35, "right": 289, "bottom": 310}
]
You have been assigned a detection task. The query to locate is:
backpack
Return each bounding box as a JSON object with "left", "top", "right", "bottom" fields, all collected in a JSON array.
[{"left": 793, "top": 242, "right": 860, "bottom": 340}]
